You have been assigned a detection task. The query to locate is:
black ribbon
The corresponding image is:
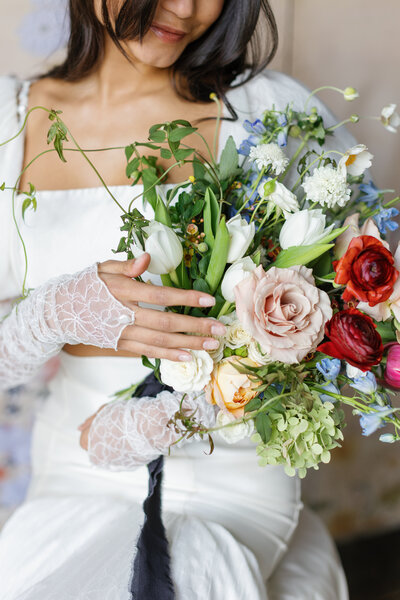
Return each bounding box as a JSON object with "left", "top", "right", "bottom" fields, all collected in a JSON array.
[{"left": 130, "top": 373, "right": 175, "bottom": 600}]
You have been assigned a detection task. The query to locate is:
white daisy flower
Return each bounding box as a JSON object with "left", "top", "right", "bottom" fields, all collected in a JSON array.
[
  {"left": 249, "top": 143, "right": 289, "bottom": 175},
  {"left": 302, "top": 165, "right": 351, "bottom": 209},
  {"left": 381, "top": 104, "right": 400, "bottom": 133},
  {"left": 338, "top": 144, "right": 373, "bottom": 177}
]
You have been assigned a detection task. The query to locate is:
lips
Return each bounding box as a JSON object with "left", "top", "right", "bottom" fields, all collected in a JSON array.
[{"left": 150, "top": 22, "right": 187, "bottom": 43}]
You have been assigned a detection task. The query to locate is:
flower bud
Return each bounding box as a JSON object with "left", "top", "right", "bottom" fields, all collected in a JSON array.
[
  {"left": 350, "top": 114, "right": 360, "bottom": 123},
  {"left": 309, "top": 113, "right": 318, "bottom": 124},
  {"left": 132, "top": 221, "right": 183, "bottom": 275},
  {"left": 289, "top": 125, "right": 301, "bottom": 138},
  {"left": 343, "top": 87, "right": 359, "bottom": 101},
  {"left": 221, "top": 257, "right": 257, "bottom": 303},
  {"left": 226, "top": 214, "right": 255, "bottom": 263},
  {"left": 380, "top": 433, "right": 396, "bottom": 443},
  {"left": 384, "top": 344, "right": 400, "bottom": 388},
  {"left": 197, "top": 242, "right": 209, "bottom": 253}
]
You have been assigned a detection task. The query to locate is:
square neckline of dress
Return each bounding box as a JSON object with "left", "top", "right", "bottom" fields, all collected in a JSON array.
[{"left": 16, "top": 78, "right": 231, "bottom": 198}]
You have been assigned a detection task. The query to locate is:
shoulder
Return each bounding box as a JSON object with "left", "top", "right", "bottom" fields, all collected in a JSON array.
[
  {"left": 0, "top": 75, "right": 20, "bottom": 135},
  {"left": 228, "top": 68, "right": 337, "bottom": 127}
]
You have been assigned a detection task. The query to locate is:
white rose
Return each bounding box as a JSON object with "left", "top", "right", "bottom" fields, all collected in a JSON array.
[
  {"left": 258, "top": 180, "right": 299, "bottom": 218},
  {"left": 132, "top": 221, "right": 183, "bottom": 275},
  {"left": 248, "top": 341, "right": 271, "bottom": 365},
  {"left": 221, "top": 257, "right": 257, "bottom": 303},
  {"left": 279, "top": 209, "right": 334, "bottom": 249},
  {"left": 338, "top": 144, "right": 373, "bottom": 177},
  {"left": 226, "top": 214, "right": 255, "bottom": 263},
  {"left": 160, "top": 350, "right": 214, "bottom": 392},
  {"left": 216, "top": 410, "right": 254, "bottom": 444},
  {"left": 224, "top": 319, "right": 253, "bottom": 349}
]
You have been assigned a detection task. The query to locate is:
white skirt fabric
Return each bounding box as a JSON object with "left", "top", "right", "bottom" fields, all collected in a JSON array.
[{"left": 0, "top": 351, "right": 349, "bottom": 599}]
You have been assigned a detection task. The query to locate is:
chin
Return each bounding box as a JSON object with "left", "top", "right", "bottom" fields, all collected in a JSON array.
[{"left": 128, "top": 39, "right": 186, "bottom": 70}]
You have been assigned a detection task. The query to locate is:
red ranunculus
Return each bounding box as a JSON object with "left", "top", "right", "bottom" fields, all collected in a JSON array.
[
  {"left": 334, "top": 235, "right": 398, "bottom": 307},
  {"left": 317, "top": 308, "right": 383, "bottom": 370}
]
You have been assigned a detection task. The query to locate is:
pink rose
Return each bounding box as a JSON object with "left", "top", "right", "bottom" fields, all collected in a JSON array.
[{"left": 235, "top": 265, "right": 332, "bottom": 364}]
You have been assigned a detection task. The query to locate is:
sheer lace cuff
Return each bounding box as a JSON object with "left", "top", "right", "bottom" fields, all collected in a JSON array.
[
  {"left": 0, "top": 262, "right": 135, "bottom": 390},
  {"left": 87, "top": 391, "right": 217, "bottom": 471}
]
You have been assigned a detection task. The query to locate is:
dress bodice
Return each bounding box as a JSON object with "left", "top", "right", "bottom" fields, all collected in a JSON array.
[{"left": 0, "top": 69, "right": 356, "bottom": 299}]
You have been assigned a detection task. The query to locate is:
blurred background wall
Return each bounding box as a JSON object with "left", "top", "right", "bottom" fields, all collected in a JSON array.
[{"left": 0, "top": 0, "right": 400, "bottom": 541}]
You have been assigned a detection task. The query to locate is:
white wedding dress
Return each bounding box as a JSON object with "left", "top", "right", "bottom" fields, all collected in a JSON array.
[{"left": 0, "top": 70, "right": 352, "bottom": 599}]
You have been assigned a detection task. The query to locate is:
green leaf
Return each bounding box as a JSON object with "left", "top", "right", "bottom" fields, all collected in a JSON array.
[
  {"left": 177, "top": 260, "right": 191, "bottom": 290},
  {"left": 0, "top": 182, "right": 5, "bottom": 191},
  {"left": 205, "top": 216, "right": 230, "bottom": 293},
  {"left": 193, "top": 279, "right": 211, "bottom": 294},
  {"left": 376, "top": 321, "right": 397, "bottom": 344},
  {"left": 160, "top": 148, "right": 172, "bottom": 160},
  {"left": 21, "top": 198, "right": 31, "bottom": 221},
  {"left": 244, "top": 397, "right": 262, "bottom": 413},
  {"left": 149, "top": 130, "right": 166, "bottom": 143},
  {"left": 154, "top": 195, "right": 172, "bottom": 227},
  {"left": 273, "top": 243, "right": 334, "bottom": 268},
  {"left": 317, "top": 225, "right": 349, "bottom": 245},
  {"left": 256, "top": 413, "right": 272, "bottom": 444},
  {"left": 169, "top": 127, "right": 197, "bottom": 142},
  {"left": 125, "top": 145, "right": 135, "bottom": 161},
  {"left": 219, "top": 135, "right": 239, "bottom": 181},
  {"left": 142, "top": 168, "right": 158, "bottom": 211},
  {"left": 126, "top": 157, "right": 140, "bottom": 178},
  {"left": 173, "top": 148, "right": 194, "bottom": 161}
]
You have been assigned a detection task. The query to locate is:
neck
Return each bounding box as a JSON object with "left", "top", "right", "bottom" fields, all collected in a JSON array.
[{"left": 84, "top": 36, "right": 172, "bottom": 106}]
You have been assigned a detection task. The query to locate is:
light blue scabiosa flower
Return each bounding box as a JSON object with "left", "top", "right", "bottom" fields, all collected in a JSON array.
[
  {"left": 319, "top": 381, "right": 340, "bottom": 403},
  {"left": 358, "top": 180, "right": 385, "bottom": 205},
  {"left": 316, "top": 358, "right": 341, "bottom": 381},
  {"left": 373, "top": 207, "right": 399, "bottom": 235},
  {"left": 358, "top": 404, "right": 393, "bottom": 436},
  {"left": 349, "top": 371, "right": 377, "bottom": 395}
]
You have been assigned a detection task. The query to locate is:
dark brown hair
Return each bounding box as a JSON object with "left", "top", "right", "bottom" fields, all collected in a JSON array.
[{"left": 47, "top": 0, "right": 278, "bottom": 109}]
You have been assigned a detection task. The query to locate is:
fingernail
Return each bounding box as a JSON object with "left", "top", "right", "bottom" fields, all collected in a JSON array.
[
  {"left": 199, "top": 296, "right": 215, "bottom": 307},
  {"left": 179, "top": 353, "right": 193, "bottom": 362},
  {"left": 211, "top": 324, "right": 226, "bottom": 336},
  {"left": 203, "top": 339, "right": 220, "bottom": 350}
]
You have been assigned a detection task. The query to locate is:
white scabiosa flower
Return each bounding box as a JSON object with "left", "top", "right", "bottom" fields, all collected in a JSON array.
[
  {"left": 216, "top": 410, "right": 254, "bottom": 444},
  {"left": 249, "top": 143, "right": 289, "bottom": 175},
  {"left": 302, "top": 165, "right": 351, "bottom": 208},
  {"left": 258, "top": 180, "right": 299, "bottom": 218},
  {"left": 279, "top": 209, "right": 335, "bottom": 249},
  {"left": 224, "top": 320, "right": 253, "bottom": 350},
  {"left": 338, "top": 144, "right": 373, "bottom": 177},
  {"left": 160, "top": 350, "right": 214, "bottom": 392},
  {"left": 248, "top": 341, "right": 271, "bottom": 365},
  {"left": 380, "top": 104, "right": 400, "bottom": 133},
  {"left": 226, "top": 214, "right": 255, "bottom": 263}
]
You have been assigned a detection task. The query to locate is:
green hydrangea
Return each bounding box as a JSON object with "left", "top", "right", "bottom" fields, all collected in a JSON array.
[{"left": 251, "top": 399, "right": 344, "bottom": 479}]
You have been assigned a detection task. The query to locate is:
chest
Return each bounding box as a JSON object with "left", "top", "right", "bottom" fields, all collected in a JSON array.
[{"left": 19, "top": 92, "right": 220, "bottom": 192}]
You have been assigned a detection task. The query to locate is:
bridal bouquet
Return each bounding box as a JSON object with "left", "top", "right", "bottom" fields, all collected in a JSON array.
[{"left": 4, "top": 83, "right": 400, "bottom": 478}]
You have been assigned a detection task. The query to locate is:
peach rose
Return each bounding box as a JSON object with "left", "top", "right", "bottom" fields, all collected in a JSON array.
[
  {"left": 205, "top": 356, "right": 259, "bottom": 418},
  {"left": 235, "top": 264, "right": 332, "bottom": 364}
]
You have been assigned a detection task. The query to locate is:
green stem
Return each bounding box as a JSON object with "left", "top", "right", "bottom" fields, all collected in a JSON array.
[
  {"left": 238, "top": 167, "right": 266, "bottom": 215},
  {"left": 217, "top": 301, "right": 233, "bottom": 318},
  {"left": 168, "top": 269, "right": 180, "bottom": 287},
  {"left": 210, "top": 94, "right": 222, "bottom": 162},
  {"left": 128, "top": 161, "right": 181, "bottom": 213},
  {"left": 304, "top": 86, "right": 345, "bottom": 111},
  {"left": 278, "top": 133, "right": 311, "bottom": 182}
]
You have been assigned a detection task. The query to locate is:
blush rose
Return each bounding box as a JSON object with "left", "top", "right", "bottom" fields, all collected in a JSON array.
[{"left": 234, "top": 264, "right": 332, "bottom": 364}]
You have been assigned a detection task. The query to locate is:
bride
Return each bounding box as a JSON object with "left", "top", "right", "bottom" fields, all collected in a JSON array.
[{"left": 0, "top": 1, "right": 352, "bottom": 598}]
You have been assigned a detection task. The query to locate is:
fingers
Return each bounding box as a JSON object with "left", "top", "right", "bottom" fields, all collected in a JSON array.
[
  {"left": 128, "top": 307, "right": 226, "bottom": 337},
  {"left": 98, "top": 254, "right": 150, "bottom": 278},
  {"left": 120, "top": 325, "right": 220, "bottom": 352},
  {"left": 117, "top": 339, "right": 197, "bottom": 362}
]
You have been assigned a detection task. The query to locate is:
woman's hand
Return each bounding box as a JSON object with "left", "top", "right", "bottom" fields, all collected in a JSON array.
[
  {"left": 78, "top": 405, "right": 106, "bottom": 451},
  {"left": 97, "top": 254, "right": 226, "bottom": 362}
]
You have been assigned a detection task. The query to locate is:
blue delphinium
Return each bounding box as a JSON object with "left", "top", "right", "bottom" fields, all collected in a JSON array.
[
  {"left": 276, "top": 114, "right": 288, "bottom": 147},
  {"left": 358, "top": 180, "right": 386, "bottom": 205},
  {"left": 349, "top": 371, "right": 377, "bottom": 395},
  {"left": 238, "top": 135, "right": 259, "bottom": 157},
  {"left": 243, "top": 119, "right": 267, "bottom": 135},
  {"left": 319, "top": 381, "right": 340, "bottom": 403},
  {"left": 373, "top": 207, "right": 399, "bottom": 235},
  {"left": 358, "top": 404, "right": 393, "bottom": 436},
  {"left": 316, "top": 358, "right": 341, "bottom": 381}
]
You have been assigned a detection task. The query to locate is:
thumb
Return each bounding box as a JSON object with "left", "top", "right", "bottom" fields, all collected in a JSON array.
[{"left": 98, "top": 254, "right": 151, "bottom": 278}]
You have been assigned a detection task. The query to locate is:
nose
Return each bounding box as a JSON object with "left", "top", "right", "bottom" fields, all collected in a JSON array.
[{"left": 161, "top": 0, "right": 195, "bottom": 19}]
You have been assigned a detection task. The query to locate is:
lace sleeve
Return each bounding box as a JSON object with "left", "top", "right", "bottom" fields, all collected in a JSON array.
[
  {"left": 87, "top": 390, "right": 217, "bottom": 471},
  {"left": 0, "top": 262, "right": 135, "bottom": 390}
]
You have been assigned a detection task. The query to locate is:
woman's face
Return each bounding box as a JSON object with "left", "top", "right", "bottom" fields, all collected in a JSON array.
[{"left": 96, "top": 0, "right": 225, "bottom": 68}]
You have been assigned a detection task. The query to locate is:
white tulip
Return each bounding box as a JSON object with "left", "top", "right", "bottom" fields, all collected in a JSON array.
[
  {"left": 258, "top": 180, "right": 299, "bottom": 218},
  {"left": 226, "top": 214, "right": 255, "bottom": 263},
  {"left": 338, "top": 144, "right": 373, "bottom": 177},
  {"left": 381, "top": 104, "right": 400, "bottom": 133},
  {"left": 221, "top": 257, "right": 257, "bottom": 303},
  {"left": 132, "top": 221, "right": 183, "bottom": 275},
  {"left": 160, "top": 350, "right": 214, "bottom": 392},
  {"left": 279, "top": 209, "right": 335, "bottom": 249}
]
